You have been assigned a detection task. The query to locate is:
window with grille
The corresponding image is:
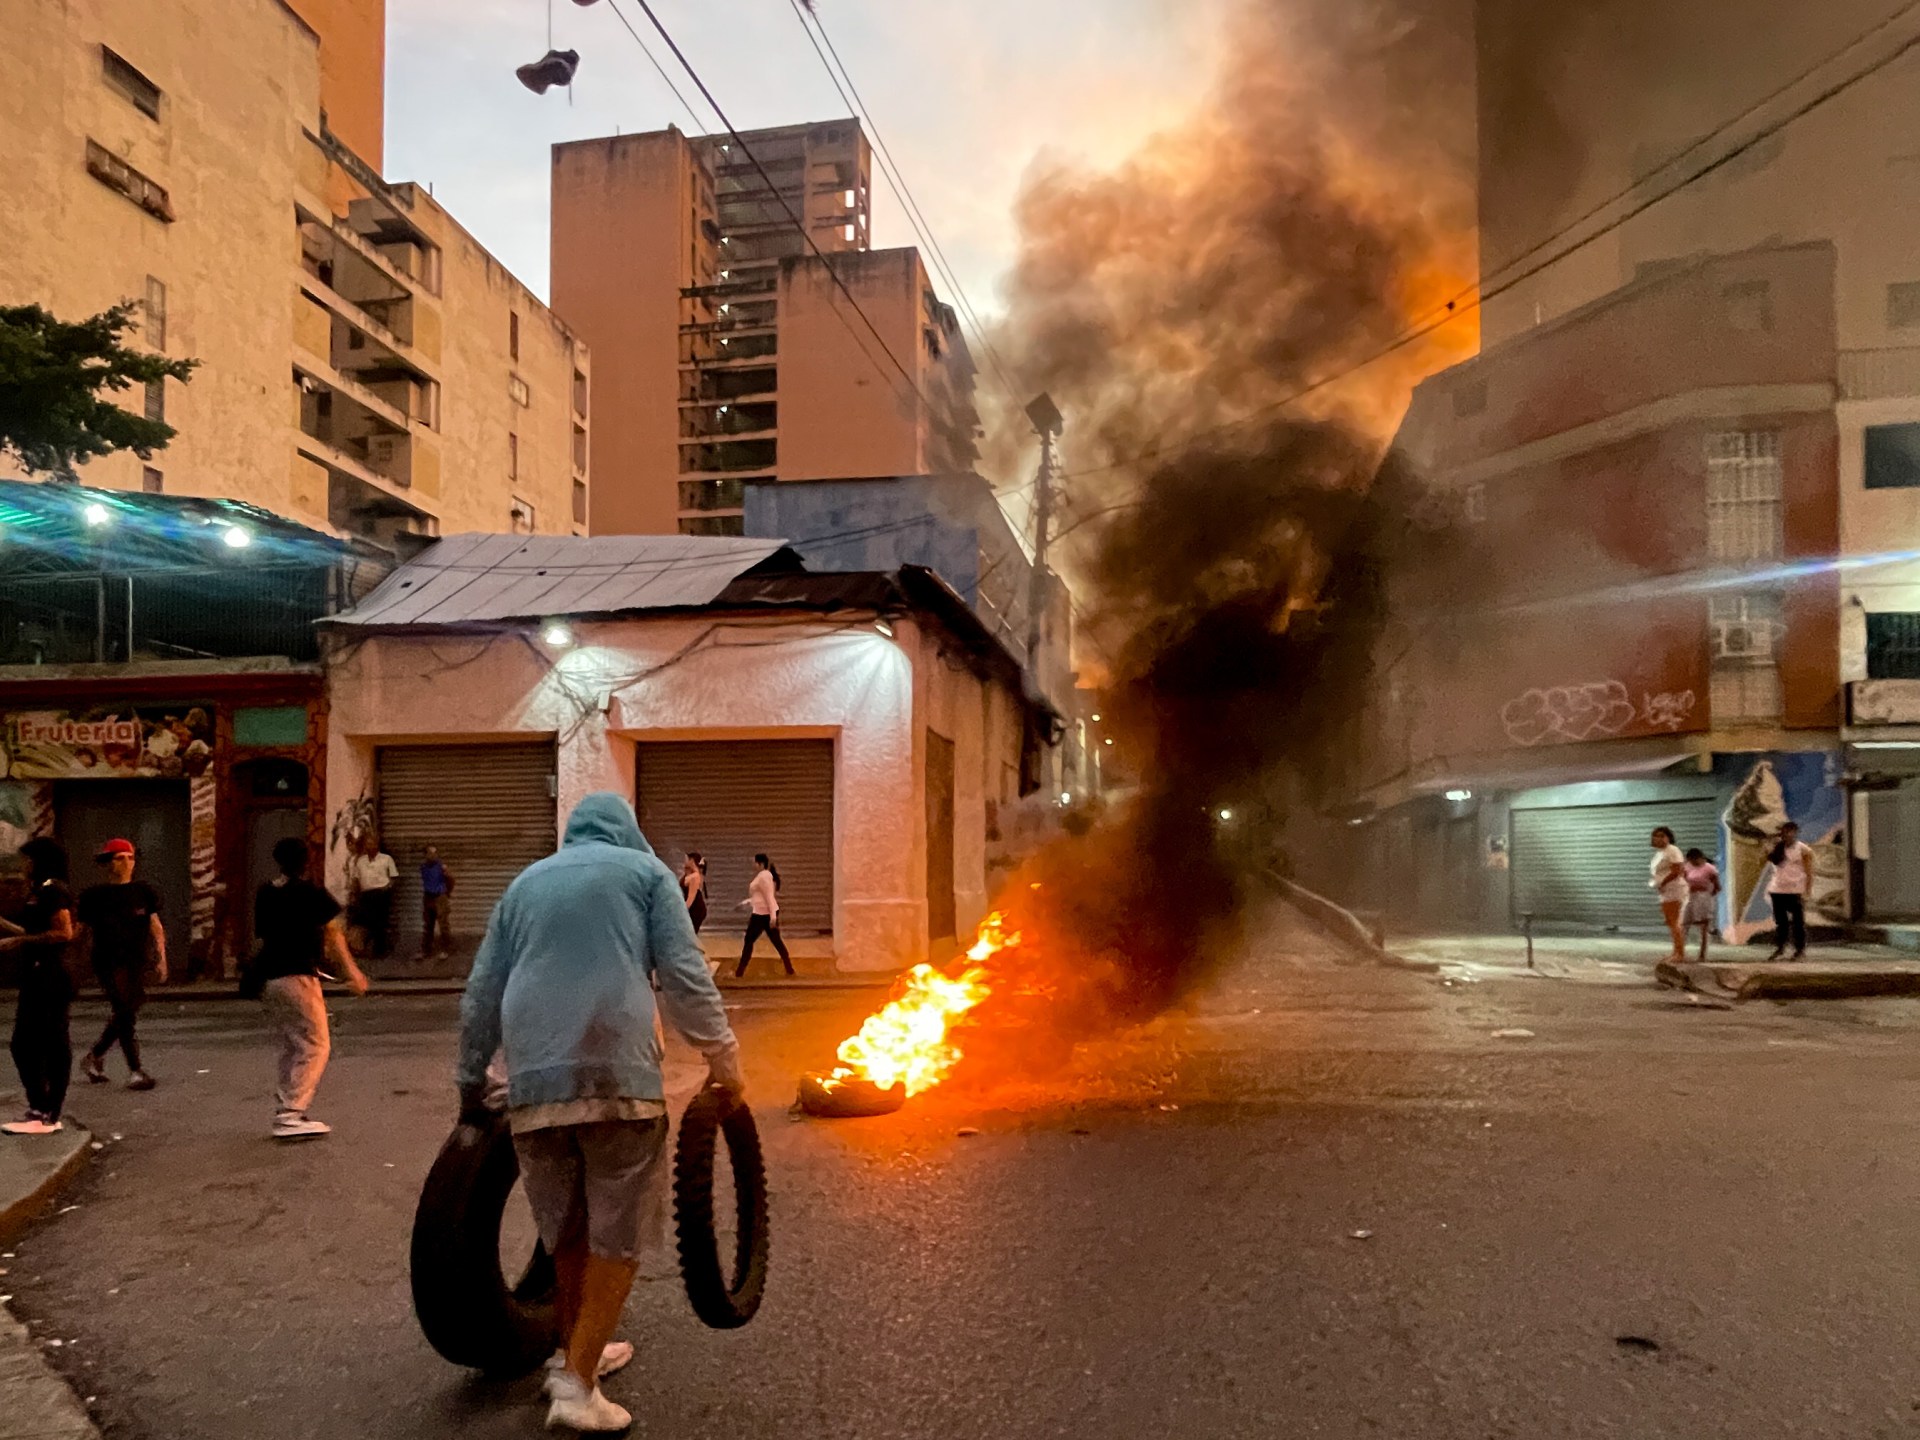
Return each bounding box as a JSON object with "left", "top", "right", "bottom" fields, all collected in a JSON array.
[
  {"left": 1710, "top": 592, "right": 1783, "bottom": 722},
  {"left": 141, "top": 467, "right": 163, "bottom": 494},
  {"left": 144, "top": 276, "right": 166, "bottom": 350},
  {"left": 101, "top": 48, "right": 161, "bottom": 119},
  {"left": 1705, "top": 431, "right": 1782, "bottom": 561},
  {"left": 509, "top": 311, "right": 521, "bottom": 361},
  {"left": 507, "top": 432, "right": 518, "bottom": 480},
  {"left": 1867, "top": 612, "right": 1920, "bottom": 679},
  {"left": 144, "top": 379, "right": 164, "bottom": 423}
]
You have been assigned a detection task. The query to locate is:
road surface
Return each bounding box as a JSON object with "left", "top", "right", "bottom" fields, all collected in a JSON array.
[{"left": 12, "top": 905, "right": 1920, "bottom": 1439}]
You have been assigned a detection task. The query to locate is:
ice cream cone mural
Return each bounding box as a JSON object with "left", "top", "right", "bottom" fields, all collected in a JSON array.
[{"left": 1720, "top": 753, "right": 1847, "bottom": 944}]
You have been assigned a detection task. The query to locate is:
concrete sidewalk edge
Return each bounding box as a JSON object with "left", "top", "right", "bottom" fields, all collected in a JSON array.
[
  {"left": 1263, "top": 874, "right": 1442, "bottom": 974},
  {"left": 1657, "top": 957, "right": 1920, "bottom": 1002},
  {"left": 0, "top": 1128, "right": 91, "bottom": 1248},
  {"left": 0, "top": 1126, "right": 100, "bottom": 1439}
]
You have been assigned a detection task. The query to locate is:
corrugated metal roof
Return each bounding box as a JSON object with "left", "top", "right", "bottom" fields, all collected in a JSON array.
[{"left": 325, "top": 533, "right": 799, "bottom": 627}]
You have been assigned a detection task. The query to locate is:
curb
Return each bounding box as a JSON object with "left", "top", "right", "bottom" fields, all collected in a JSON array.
[
  {"left": 0, "top": 1127, "right": 92, "bottom": 1249},
  {"left": 1656, "top": 958, "right": 1920, "bottom": 1002},
  {"left": 1262, "top": 873, "right": 1441, "bottom": 973}
]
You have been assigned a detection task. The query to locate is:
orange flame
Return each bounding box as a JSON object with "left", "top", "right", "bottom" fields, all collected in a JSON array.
[{"left": 826, "top": 912, "right": 1018, "bottom": 1096}]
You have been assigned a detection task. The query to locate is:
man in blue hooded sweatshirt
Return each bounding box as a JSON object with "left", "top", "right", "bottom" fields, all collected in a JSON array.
[{"left": 456, "top": 792, "right": 743, "bottom": 1433}]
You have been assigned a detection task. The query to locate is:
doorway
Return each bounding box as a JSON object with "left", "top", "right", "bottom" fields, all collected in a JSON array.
[{"left": 925, "top": 731, "right": 956, "bottom": 944}]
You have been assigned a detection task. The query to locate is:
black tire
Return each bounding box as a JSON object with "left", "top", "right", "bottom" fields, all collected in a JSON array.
[
  {"left": 796, "top": 1072, "right": 906, "bottom": 1117},
  {"left": 673, "top": 1087, "right": 770, "bottom": 1329},
  {"left": 409, "top": 1112, "right": 558, "bottom": 1374}
]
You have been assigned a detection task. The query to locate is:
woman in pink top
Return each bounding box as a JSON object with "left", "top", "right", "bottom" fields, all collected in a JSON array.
[{"left": 1680, "top": 848, "right": 1720, "bottom": 963}]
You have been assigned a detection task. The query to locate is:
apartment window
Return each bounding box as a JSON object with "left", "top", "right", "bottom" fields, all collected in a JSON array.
[
  {"left": 1865, "top": 422, "right": 1920, "bottom": 489},
  {"left": 1867, "top": 613, "right": 1920, "bottom": 679},
  {"left": 144, "top": 379, "right": 164, "bottom": 423},
  {"left": 508, "top": 374, "right": 531, "bottom": 408},
  {"left": 572, "top": 479, "right": 588, "bottom": 526},
  {"left": 141, "top": 467, "right": 163, "bottom": 494},
  {"left": 1888, "top": 282, "right": 1920, "bottom": 331},
  {"left": 101, "top": 47, "right": 161, "bottom": 120},
  {"left": 1723, "top": 279, "right": 1773, "bottom": 333},
  {"left": 85, "top": 140, "right": 173, "bottom": 222},
  {"left": 572, "top": 424, "right": 588, "bottom": 472},
  {"left": 1705, "top": 431, "right": 1783, "bottom": 561},
  {"left": 509, "top": 311, "right": 521, "bottom": 362},
  {"left": 1452, "top": 379, "right": 1488, "bottom": 418},
  {"left": 144, "top": 276, "right": 166, "bottom": 350},
  {"left": 507, "top": 431, "right": 518, "bottom": 480},
  {"left": 572, "top": 369, "right": 588, "bottom": 417},
  {"left": 509, "top": 497, "right": 536, "bottom": 534},
  {"left": 1710, "top": 592, "right": 1784, "bottom": 722}
]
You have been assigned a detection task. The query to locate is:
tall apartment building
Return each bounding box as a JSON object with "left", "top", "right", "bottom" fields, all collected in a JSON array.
[
  {"left": 0, "top": 0, "right": 589, "bottom": 544},
  {"left": 551, "top": 119, "right": 978, "bottom": 536},
  {"left": 1334, "top": 1, "right": 1920, "bottom": 933}
]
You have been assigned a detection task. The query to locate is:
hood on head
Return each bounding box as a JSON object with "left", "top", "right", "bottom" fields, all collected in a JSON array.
[{"left": 562, "top": 792, "right": 653, "bottom": 854}]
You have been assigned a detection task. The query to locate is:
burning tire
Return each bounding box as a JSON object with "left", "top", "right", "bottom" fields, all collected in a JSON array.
[
  {"left": 795, "top": 1071, "right": 906, "bottom": 1118},
  {"left": 409, "top": 1112, "right": 558, "bottom": 1375},
  {"left": 673, "top": 1086, "right": 770, "bottom": 1329}
]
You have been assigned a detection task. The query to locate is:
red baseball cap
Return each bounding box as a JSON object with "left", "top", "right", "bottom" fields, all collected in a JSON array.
[{"left": 96, "top": 838, "right": 136, "bottom": 859}]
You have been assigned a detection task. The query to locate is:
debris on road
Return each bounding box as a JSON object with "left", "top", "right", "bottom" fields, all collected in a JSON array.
[
  {"left": 1491, "top": 1028, "right": 1536, "bottom": 1040},
  {"left": 1348, "top": 1229, "right": 1374, "bottom": 1240},
  {"left": 956, "top": 1127, "right": 980, "bottom": 1138},
  {"left": 1615, "top": 1334, "right": 1661, "bottom": 1353}
]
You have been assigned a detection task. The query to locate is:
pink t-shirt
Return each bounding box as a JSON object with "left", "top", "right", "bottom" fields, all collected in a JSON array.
[{"left": 1683, "top": 860, "right": 1719, "bottom": 894}]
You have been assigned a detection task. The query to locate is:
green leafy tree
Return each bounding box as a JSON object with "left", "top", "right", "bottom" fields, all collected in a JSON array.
[{"left": 0, "top": 302, "right": 199, "bottom": 477}]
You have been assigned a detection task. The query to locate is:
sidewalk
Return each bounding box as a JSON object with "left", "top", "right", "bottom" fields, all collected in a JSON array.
[
  {"left": 1396, "top": 932, "right": 1920, "bottom": 997},
  {"left": 0, "top": 1098, "right": 98, "bottom": 1439}
]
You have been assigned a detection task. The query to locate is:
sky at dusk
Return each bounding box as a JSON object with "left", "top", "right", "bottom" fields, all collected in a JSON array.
[{"left": 385, "top": 0, "right": 1224, "bottom": 319}]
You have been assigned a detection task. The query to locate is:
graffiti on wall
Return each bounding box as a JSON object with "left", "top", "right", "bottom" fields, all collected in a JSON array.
[
  {"left": 1500, "top": 680, "right": 1699, "bottom": 746},
  {"left": 330, "top": 794, "right": 375, "bottom": 858},
  {"left": 1720, "top": 753, "right": 1847, "bottom": 943}
]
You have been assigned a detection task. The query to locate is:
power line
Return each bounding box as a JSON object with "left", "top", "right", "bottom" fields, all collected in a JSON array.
[
  {"left": 610, "top": 0, "right": 943, "bottom": 423},
  {"left": 594, "top": 0, "right": 706, "bottom": 132},
  {"left": 783, "top": 0, "right": 1027, "bottom": 409},
  {"left": 1055, "top": 3, "right": 1920, "bottom": 485}
]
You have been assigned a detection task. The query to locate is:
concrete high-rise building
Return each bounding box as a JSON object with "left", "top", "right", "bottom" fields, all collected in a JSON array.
[
  {"left": 0, "top": 0, "right": 589, "bottom": 544},
  {"left": 552, "top": 119, "right": 979, "bottom": 536}
]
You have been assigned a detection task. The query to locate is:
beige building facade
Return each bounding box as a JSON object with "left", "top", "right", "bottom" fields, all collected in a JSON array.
[
  {"left": 0, "top": 0, "right": 587, "bottom": 545},
  {"left": 552, "top": 119, "right": 977, "bottom": 538}
]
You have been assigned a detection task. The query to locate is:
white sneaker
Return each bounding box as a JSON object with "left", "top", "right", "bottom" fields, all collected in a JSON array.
[
  {"left": 544, "top": 1370, "right": 631, "bottom": 1432},
  {"left": 543, "top": 1341, "right": 634, "bottom": 1394},
  {"left": 271, "top": 1115, "right": 332, "bottom": 1141},
  {"left": 0, "top": 1117, "right": 61, "bottom": 1136}
]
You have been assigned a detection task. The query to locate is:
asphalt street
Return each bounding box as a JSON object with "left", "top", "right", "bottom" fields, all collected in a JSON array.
[{"left": 13, "top": 907, "right": 1920, "bottom": 1440}]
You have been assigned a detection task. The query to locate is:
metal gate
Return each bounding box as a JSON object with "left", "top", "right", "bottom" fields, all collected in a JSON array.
[
  {"left": 377, "top": 743, "right": 556, "bottom": 966},
  {"left": 1867, "top": 783, "right": 1920, "bottom": 918},
  {"left": 634, "top": 739, "right": 834, "bottom": 934},
  {"left": 1510, "top": 798, "right": 1719, "bottom": 928}
]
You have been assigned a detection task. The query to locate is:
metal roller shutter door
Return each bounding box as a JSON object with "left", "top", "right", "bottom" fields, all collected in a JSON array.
[
  {"left": 635, "top": 739, "right": 834, "bottom": 934},
  {"left": 1510, "top": 799, "right": 1719, "bottom": 928},
  {"left": 378, "top": 743, "right": 556, "bottom": 959}
]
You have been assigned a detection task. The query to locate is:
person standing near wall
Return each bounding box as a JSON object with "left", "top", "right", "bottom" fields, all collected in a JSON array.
[
  {"left": 1681, "top": 847, "right": 1721, "bottom": 965},
  {"left": 680, "top": 852, "right": 708, "bottom": 934},
  {"left": 249, "top": 838, "right": 370, "bottom": 1140},
  {"left": 419, "top": 844, "right": 455, "bottom": 960},
  {"left": 0, "top": 839, "right": 76, "bottom": 1135},
  {"left": 1766, "top": 822, "right": 1815, "bottom": 961},
  {"left": 349, "top": 833, "right": 398, "bottom": 961},
  {"left": 78, "top": 838, "right": 164, "bottom": 1091},
  {"left": 735, "top": 853, "right": 793, "bottom": 978},
  {"left": 1648, "top": 826, "right": 1688, "bottom": 962}
]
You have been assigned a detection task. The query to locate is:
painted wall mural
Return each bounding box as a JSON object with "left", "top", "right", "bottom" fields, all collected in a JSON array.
[{"left": 1720, "top": 752, "right": 1847, "bottom": 943}]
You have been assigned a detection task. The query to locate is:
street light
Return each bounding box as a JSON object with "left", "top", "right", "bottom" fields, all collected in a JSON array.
[
  {"left": 83, "top": 502, "right": 110, "bottom": 526},
  {"left": 541, "top": 621, "right": 574, "bottom": 647},
  {"left": 222, "top": 525, "right": 252, "bottom": 549},
  {"left": 1444, "top": 788, "right": 1473, "bottom": 802}
]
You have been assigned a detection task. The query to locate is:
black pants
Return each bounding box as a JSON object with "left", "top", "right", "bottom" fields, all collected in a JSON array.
[
  {"left": 89, "top": 965, "right": 144, "bottom": 1072},
  {"left": 736, "top": 913, "right": 793, "bottom": 977},
  {"left": 688, "top": 895, "right": 707, "bottom": 934},
  {"left": 355, "top": 888, "right": 393, "bottom": 959},
  {"left": 1770, "top": 893, "right": 1807, "bottom": 956},
  {"left": 11, "top": 966, "right": 72, "bottom": 1121}
]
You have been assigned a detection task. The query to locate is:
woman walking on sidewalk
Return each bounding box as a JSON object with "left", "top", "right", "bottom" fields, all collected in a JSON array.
[
  {"left": 1649, "top": 826, "right": 1689, "bottom": 962},
  {"left": 734, "top": 853, "right": 793, "bottom": 978},
  {"left": 1766, "top": 822, "right": 1815, "bottom": 961},
  {"left": 680, "top": 851, "right": 708, "bottom": 934},
  {"left": 0, "top": 839, "right": 76, "bottom": 1135}
]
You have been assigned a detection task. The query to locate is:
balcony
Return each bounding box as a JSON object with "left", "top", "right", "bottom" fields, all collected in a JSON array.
[
  {"left": 679, "top": 438, "right": 776, "bottom": 477},
  {"left": 680, "top": 365, "right": 777, "bottom": 405},
  {"left": 294, "top": 266, "right": 438, "bottom": 384},
  {"left": 679, "top": 400, "right": 776, "bottom": 441}
]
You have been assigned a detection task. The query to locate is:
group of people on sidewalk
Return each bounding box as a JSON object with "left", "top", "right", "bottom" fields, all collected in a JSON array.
[{"left": 1650, "top": 822, "right": 1816, "bottom": 965}]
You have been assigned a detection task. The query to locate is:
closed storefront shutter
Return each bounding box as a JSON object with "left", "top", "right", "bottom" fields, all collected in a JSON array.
[
  {"left": 1510, "top": 798, "right": 1719, "bottom": 928},
  {"left": 635, "top": 739, "right": 834, "bottom": 934},
  {"left": 378, "top": 743, "right": 556, "bottom": 963},
  {"left": 1866, "top": 783, "right": 1920, "bottom": 918}
]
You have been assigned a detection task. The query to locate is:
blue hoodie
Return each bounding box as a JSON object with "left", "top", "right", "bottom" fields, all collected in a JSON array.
[{"left": 455, "top": 792, "right": 736, "bottom": 1107}]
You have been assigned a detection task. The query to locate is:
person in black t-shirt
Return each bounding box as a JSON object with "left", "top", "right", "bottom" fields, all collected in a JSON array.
[
  {"left": 77, "top": 838, "right": 166, "bottom": 1091},
  {"left": 251, "top": 838, "right": 368, "bottom": 1141},
  {"left": 0, "top": 839, "right": 77, "bottom": 1135}
]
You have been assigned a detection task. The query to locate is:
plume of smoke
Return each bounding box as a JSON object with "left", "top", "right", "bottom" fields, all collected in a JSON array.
[{"left": 966, "top": 0, "right": 1478, "bottom": 1032}]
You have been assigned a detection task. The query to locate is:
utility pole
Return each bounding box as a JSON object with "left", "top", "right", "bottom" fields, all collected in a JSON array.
[{"left": 1023, "top": 392, "right": 1063, "bottom": 688}]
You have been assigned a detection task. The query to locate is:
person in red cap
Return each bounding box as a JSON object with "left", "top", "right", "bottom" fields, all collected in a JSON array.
[{"left": 76, "top": 838, "right": 165, "bottom": 1090}]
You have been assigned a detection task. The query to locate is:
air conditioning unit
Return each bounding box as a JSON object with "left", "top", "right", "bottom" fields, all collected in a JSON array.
[{"left": 1712, "top": 621, "right": 1773, "bottom": 661}]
